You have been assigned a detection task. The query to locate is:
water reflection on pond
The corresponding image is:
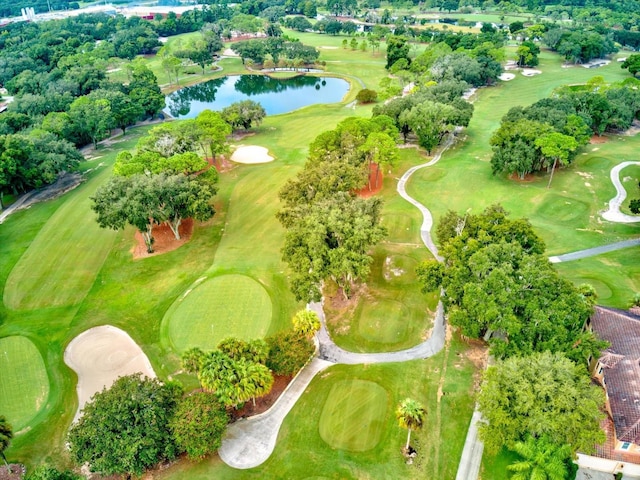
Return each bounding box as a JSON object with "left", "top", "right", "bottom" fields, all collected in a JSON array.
[{"left": 165, "top": 75, "right": 350, "bottom": 118}]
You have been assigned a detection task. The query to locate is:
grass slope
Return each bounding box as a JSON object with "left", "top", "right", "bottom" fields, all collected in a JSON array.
[
  {"left": 4, "top": 165, "right": 117, "bottom": 310},
  {"left": 0, "top": 336, "right": 50, "bottom": 431}
]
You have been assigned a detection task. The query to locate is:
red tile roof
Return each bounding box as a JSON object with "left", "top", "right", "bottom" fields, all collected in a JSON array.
[{"left": 592, "top": 306, "right": 640, "bottom": 445}]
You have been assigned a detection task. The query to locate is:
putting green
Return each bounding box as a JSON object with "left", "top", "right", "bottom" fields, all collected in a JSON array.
[
  {"left": 164, "top": 274, "right": 272, "bottom": 352},
  {"left": 358, "top": 299, "right": 411, "bottom": 345},
  {"left": 319, "top": 380, "right": 388, "bottom": 452},
  {"left": 383, "top": 255, "right": 418, "bottom": 285},
  {"left": 536, "top": 194, "right": 589, "bottom": 223},
  {"left": 0, "top": 336, "right": 50, "bottom": 430}
]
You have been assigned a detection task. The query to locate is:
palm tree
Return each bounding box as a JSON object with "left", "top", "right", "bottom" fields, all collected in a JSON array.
[
  {"left": 395, "top": 398, "right": 426, "bottom": 451},
  {"left": 507, "top": 435, "right": 572, "bottom": 480},
  {"left": 246, "top": 361, "right": 274, "bottom": 407},
  {"left": 292, "top": 310, "right": 321, "bottom": 337},
  {"left": 0, "top": 416, "right": 13, "bottom": 470}
]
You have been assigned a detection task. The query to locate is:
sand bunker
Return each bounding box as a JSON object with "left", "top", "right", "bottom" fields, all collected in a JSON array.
[
  {"left": 64, "top": 325, "right": 156, "bottom": 421},
  {"left": 499, "top": 73, "right": 516, "bottom": 81},
  {"left": 521, "top": 69, "right": 542, "bottom": 77},
  {"left": 231, "top": 145, "right": 274, "bottom": 164},
  {"left": 320, "top": 46, "right": 338, "bottom": 49}
]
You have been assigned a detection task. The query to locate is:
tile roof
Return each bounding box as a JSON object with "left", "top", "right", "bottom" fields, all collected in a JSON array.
[{"left": 592, "top": 306, "right": 640, "bottom": 445}]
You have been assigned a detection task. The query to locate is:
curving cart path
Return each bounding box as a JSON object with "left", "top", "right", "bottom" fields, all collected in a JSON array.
[
  {"left": 219, "top": 142, "right": 640, "bottom": 473},
  {"left": 601, "top": 161, "right": 640, "bottom": 223},
  {"left": 219, "top": 132, "right": 457, "bottom": 469}
]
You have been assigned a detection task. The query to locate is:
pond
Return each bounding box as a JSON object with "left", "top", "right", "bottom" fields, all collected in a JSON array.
[{"left": 165, "top": 75, "right": 350, "bottom": 119}]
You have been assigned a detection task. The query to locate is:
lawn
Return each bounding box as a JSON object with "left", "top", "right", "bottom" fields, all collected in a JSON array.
[
  {"left": 157, "top": 336, "right": 477, "bottom": 479},
  {"left": 0, "top": 336, "right": 49, "bottom": 431},
  {"left": 162, "top": 274, "right": 273, "bottom": 352},
  {"left": 2, "top": 27, "right": 639, "bottom": 478},
  {"left": 409, "top": 49, "right": 639, "bottom": 266}
]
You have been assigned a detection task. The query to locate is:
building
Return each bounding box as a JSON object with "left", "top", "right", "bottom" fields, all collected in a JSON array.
[{"left": 579, "top": 306, "right": 640, "bottom": 476}]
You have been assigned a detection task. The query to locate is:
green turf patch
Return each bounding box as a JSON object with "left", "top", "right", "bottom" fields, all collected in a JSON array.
[
  {"left": 357, "top": 299, "right": 411, "bottom": 345},
  {"left": 164, "top": 274, "right": 272, "bottom": 352},
  {"left": 319, "top": 379, "right": 388, "bottom": 452},
  {"left": 382, "top": 255, "right": 418, "bottom": 285},
  {"left": 3, "top": 165, "right": 117, "bottom": 310},
  {"left": 0, "top": 336, "right": 50, "bottom": 431},
  {"left": 535, "top": 194, "right": 589, "bottom": 223}
]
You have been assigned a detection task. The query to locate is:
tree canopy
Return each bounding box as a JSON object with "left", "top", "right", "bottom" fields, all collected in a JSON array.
[
  {"left": 67, "top": 374, "right": 183, "bottom": 477},
  {"left": 418, "top": 205, "right": 605, "bottom": 361},
  {"left": 478, "top": 351, "right": 605, "bottom": 456}
]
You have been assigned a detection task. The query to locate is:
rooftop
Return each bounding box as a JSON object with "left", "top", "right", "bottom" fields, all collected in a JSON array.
[{"left": 592, "top": 306, "right": 640, "bottom": 444}]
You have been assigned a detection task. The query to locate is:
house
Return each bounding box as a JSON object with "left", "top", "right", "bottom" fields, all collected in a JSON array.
[{"left": 578, "top": 306, "right": 640, "bottom": 476}]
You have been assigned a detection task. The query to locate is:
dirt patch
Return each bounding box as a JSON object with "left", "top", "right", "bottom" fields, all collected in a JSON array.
[
  {"left": 207, "top": 156, "right": 236, "bottom": 173},
  {"left": 590, "top": 135, "right": 608, "bottom": 144},
  {"left": 64, "top": 325, "right": 156, "bottom": 422},
  {"left": 355, "top": 163, "right": 384, "bottom": 198},
  {"left": 323, "top": 283, "right": 367, "bottom": 335},
  {"left": 0, "top": 465, "right": 24, "bottom": 480},
  {"left": 509, "top": 172, "right": 537, "bottom": 182},
  {"left": 231, "top": 374, "right": 293, "bottom": 420},
  {"left": 132, "top": 219, "right": 194, "bottom": 260}
]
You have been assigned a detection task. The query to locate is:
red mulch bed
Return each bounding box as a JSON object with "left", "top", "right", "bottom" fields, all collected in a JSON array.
[
  {"left": 590, "top": 134, "right": 608, "bottom": 144},
  {"left": 206, "top": 156, "right": 235, "bottom": 173},
  {"left": 132, "top": 218, "right": 194, "bottom": 260},
  {"left": 230, "top": 374, "right": 292, "bottom": 421},
  {"left": 509, "top": 172, "right": 537, "bottom": 182},
  {"left": 0, "top": 465, "right": 24, "bottom": 480},
  {"left": 355, "top": 163, "right": 384, "bottom": 198}
]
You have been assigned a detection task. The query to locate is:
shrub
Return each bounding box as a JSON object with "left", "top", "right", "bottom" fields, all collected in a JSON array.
[
  {"left": 266, "top": 332, "right": 315, "bottom": 376},
  {"left": 356, "top": 88, "right": 378, "bottom": 104}
]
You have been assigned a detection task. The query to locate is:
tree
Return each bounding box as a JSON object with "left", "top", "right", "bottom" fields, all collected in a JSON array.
[
  {"left": 292, "top": 309, "right": 321, "bottom": 337},
  {"left": 91, "top": 174, "right": 162, "bottom": 253},
  {"left": 156, "top": 173, "right": 217, "bottom": 240},
  {"left": 170, "top": 392, "right": 228, "bottom": 460},
  {"left": 400, "top": 101, "right": 455, "bottom": 154},
  {"left": 68, "top": 95, "right": 113, "bottom": 149},
  {"left": 221, "top": 100, "right": 266, "bottom": 130},
  {"left": 395, "top": 398, "right": 426, "bottom": 450},
  {"left": 630, "top": 198, "right": 640, "bottom": 214},
  {"left": 266, "top": 332, "right": 315, "bottom": 376},
  {"left": 356, "top": 88, "right": 378, "bottom": 104},
  {"left": 281, "top": 192, "right": 386, "bottom": 301},
  {"left": 67, "top": 374, "right": 182, "bottom": 477},
  {"left": 507, "top": 435, "right": 572, "bottom": 480},
  {"left": 622, "top": 54, "right": 640, "bottom": 78},
  {"left": 359, "top": 131, "right": 398, "bottom": 188},
  {"left": 534, "top": 132, "right": 579, "bottom": 188},
  {"left": 92, "top": 89, "right": 143, "bottom": 135},
  {"left": 181, "top": 347, "right": 205, "bottom": 374},
  {"left": 386, "top": 35, "right": 411, "bottom": 70},
  {"left": 418, "top": 205, "right": 606, "bottom": 362},
  {"left": 0, "top": 416, "right": 12, "bottom": 470},
  {"left": 195, "top": 109, "right": 231, "bottom": 164},
  {"left": 478, "top": 352, "right": 605, "bottom": 456}
]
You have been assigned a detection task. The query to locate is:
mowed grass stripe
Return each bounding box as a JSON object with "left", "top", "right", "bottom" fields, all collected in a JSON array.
[
  {"left": 0, "top": 336, "right": 50, "bottom": 430},
  {"left": 319, "top": 379, "right": 388, "bottom": 452},
  {"left": 4, "top": 165, "right": 117, "bottom": 310},
  {"left": 164, "top": 274, "right": 272, "bottom": 352}
]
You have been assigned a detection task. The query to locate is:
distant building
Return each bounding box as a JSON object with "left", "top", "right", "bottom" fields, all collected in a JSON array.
[{"left": 578, "top": 306, "right": 640, "bottom": 476}]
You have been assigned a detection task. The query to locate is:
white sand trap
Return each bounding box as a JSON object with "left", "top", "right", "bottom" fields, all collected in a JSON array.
[
  {"left": 521, "top": 69, "right": 542, "bottom": 77},
  {"left": 499, "top": 73, "right": 516, "bottom": 81},
  {"left": 223, "top": 48, "right": 239, "bottom": 56},
  {"left": 320, "top": 46, "right": 338, "bottom": 49},
  {"left": 231, "top": 145, "right": 274, "bottom": 164},
  {"left": 64, "top": 325, "right": 155, "bottom": 421}
]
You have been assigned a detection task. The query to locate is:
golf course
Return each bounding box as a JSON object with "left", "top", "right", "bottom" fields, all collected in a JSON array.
[{"left": 0, "top": 18, "right": 639, "bottom": 480}]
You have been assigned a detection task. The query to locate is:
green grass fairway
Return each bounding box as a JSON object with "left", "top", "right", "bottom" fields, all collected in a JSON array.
[
  {"left": 319, "top": 380, "right": 389, "bottom": 452},
  {"left": 3, "top": 160, "right": 120, "bottom": 310},
  {"left": 163, "top": 274, "right": 272, "bottom": 352},
  {"left": 358, "top": 300, "right": 410, "bottom": 344},
  {"left": 0, "top": 336, "right": 49, "bottom": 431}
]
